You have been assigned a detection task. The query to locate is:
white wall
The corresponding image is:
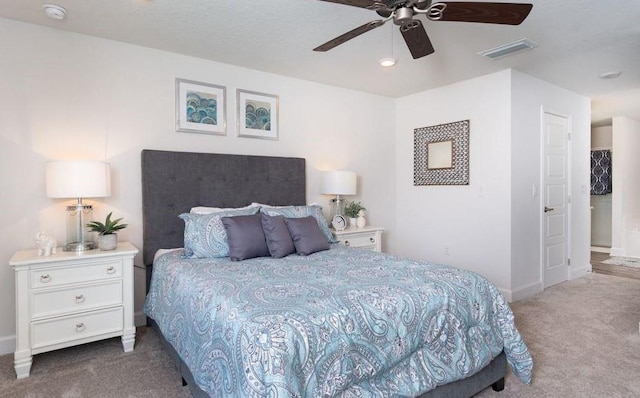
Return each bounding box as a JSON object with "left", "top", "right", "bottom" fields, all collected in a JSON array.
[
  {"left": 0, "top": 18, "right": 397, "bottom": 353},
  {"left": 590, "top": 125, "right": 613, "bottom": 248},
  {"left": 611, "top": 117, "right": 640, "bottom": 257},
  {"left": 395, "top": 70, "right": 513, "bottom": 292},
  {"left": 395, "top": 69, "right": 590, "bottom": 300},
  {"left": 510, "top": 70, "right": 591, "bottom": 298}
]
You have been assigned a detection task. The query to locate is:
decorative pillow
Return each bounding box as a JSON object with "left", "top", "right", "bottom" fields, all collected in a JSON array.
[
  {"left": 260, "top": 204, "right": 336, "bottom": 243},
  {"left": 190, "top": 203, "right": 259, "bottom": 214},
  {"left": 179, "top": 207, "right": 260, "bottom": 258},
  {"left": 221, "top": 214, "right": 269, "bottom": 261},
  {"left": 284, "top": 216, "right": 330, "bottom": 256},
  {"left": 261, "top": 213, "right": 295, "bottom": 258}
]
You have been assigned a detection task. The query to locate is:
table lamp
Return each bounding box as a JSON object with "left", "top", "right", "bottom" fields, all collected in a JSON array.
[
  {"left": 320, "top": 170, "right": 357, "bottom": 220},
  {"left": 46, "top": 161, "right": 111, "bottom": 252}
]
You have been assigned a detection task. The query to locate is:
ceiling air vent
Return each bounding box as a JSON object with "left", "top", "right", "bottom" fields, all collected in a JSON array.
[{"left": 478, "top": 38, "right": 537, "bottom": 60}]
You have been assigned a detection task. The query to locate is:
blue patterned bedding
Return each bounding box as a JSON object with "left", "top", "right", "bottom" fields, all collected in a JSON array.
[{"left": 144, "top": 245, "right": 532, "bottom": 397}]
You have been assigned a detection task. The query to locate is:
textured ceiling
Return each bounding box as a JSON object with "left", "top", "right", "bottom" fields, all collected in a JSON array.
[{"left": 1, "top": 0, "right": 639, "bottom": 121}]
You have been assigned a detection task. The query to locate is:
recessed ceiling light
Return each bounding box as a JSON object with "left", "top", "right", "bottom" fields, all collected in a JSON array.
[
  {"left": 599, "top": 71, "right": 622, "bottom": 79},
  {"left": 478, "top": 38, "right": 537, "bottom": 60},
  {"left": 42, "top": 4, "right": 67, "bottom": 20},
  {"left": 379, "top": 58, "right": 396, "bottom": 67}
]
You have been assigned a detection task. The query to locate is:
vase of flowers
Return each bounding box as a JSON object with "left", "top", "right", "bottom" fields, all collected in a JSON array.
[{"left": 87, "top": 212, "right": 127, "bottom": 251}]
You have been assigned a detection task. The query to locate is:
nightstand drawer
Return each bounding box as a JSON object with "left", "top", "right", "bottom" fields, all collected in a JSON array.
[
  {"left": 30, "top": 260, "right": 122, "bottom": 289},
  {"left": 341, "top": 234, "right": 380, "bottom": 249},
  {"left": 31, "top": 307, "right": 124, "bottom": 350},
  {"left": 31, "top": 280, "right": 123, "bottom": 319}
]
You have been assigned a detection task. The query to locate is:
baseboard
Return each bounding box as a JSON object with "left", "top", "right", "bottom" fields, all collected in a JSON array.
[
  {"left": 590, "top": 246, "right": 611, "bottom": 253},
  {"left": 610, "top": 247, "right": 624, "bottom": 257},
  {"left": 0, "top": 334, "right": 15, "bottom": 356},
  {"left": 571, "top": 263, "right": 592, "bottom": 279},
  {"left": 511, "top": 281, "right": 543, "bottom": 302}
]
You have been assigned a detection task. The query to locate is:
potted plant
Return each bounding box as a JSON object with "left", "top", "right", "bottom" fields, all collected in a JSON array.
[
  {"left": 344, "top": 201, "right": 365, "bottom": 228},
  {"left": 87, "top": 212, "right": 127, "bottom": 251}
]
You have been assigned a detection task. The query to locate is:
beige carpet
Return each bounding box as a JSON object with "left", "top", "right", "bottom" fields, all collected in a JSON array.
[{"left": 1, "top": 273, "right": 639, "bottom": 397}]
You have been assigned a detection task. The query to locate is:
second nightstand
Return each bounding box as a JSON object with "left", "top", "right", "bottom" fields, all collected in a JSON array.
[
  {"left": 333, "top": 226, "right": 384, "bottom": 252},
  {"left": 10, "top": 242, "right": 138, "bottom": 378}
]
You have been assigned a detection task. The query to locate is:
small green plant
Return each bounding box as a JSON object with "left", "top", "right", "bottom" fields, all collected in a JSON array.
[
  {"left": 344, "top": 201, "right": 366, "bottom": 218},
  {"left": 87, "top": 212, "right": 128, "bottom": 235}
]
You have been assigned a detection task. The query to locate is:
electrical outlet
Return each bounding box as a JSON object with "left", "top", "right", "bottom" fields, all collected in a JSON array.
[{"left": 444, "top": 245, "right": 451, "bottom": 255}]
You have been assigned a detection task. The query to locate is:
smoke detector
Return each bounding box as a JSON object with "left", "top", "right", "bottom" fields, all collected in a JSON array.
[{"left": 43, "top": 4, "right": 67, "bottom": 20}]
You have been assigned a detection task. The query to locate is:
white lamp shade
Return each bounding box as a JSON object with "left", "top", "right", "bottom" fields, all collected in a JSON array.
[
  {"left": 320, "top": 170, "right": 357, "bottom": 195},
  {"left": 46, "top": 161, "right": 111, "bottom": 198}
]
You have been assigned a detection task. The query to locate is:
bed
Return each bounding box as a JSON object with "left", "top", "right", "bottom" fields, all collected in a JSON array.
[{"left": 141, "top": 149, "right": 532, "bottom": 397}]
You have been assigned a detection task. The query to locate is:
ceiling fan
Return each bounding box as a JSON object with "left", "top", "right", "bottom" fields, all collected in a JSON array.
[{"left": 314, "top": 1, "right": 533, "bottom": 59}]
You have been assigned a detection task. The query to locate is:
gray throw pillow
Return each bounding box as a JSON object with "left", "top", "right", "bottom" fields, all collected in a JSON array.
[
  {"left": 284, "top": 216, "right": 330, "bottom": 256},
  {"left": 221, "top": 213, "right": 269, "bottom": 261},
  {"left": 261, "top": 213, "right": 295, "bottom": 258}
]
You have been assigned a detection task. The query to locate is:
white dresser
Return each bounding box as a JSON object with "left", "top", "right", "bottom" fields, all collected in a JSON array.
[
  {"left": 9, "top": 242, "right": 138, "bottom": 378},
  {"left": 333, "top": 226, "right": 384, "bottom": 252}
]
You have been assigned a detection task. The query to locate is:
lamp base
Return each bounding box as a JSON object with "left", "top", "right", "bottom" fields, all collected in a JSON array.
[{"left": 64, "top": 241, "right": 96, "bottom": 252}]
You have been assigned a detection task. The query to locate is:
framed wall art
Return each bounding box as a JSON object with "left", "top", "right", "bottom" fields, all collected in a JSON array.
[
  {"left": 176, "top": 78, "right": 226, "bottom": 135},
  {"left": 414, "top": 120, "right": 470, "bottom": 185},
  {"left": 237, "top": 89, "right": 279, "bottom": 140}
]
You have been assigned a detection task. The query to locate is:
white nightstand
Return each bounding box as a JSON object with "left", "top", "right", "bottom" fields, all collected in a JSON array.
[
  {"left": 9, "top": 242, "right": 138, "bottom": 379},
  {"left": 333, "top": 226, "right": 384, "bottom": 252}
]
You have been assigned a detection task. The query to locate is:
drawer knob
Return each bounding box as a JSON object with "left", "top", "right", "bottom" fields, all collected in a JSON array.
[
  {"left": 370, "top": 237, "right": 375, "bottom": 243},
  {"left": 75, "top": 294, "right": 85, "bottom": 304},
  {"left": 344, "top": 240, "right": 350, "bottom": 247},
  {"left": 106, "top": 266, "right": 116, "bottom": 274},
  {"left": 40, "top": 274, "right": 51, "bottom": 283},
  {"left": 75, "top": 322, "right": 85, "bottom": 332}
]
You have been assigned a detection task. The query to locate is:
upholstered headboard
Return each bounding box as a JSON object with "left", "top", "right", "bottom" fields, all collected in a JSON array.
[{"left": 141, "top": 150, "right": 306, "bottom": 266}]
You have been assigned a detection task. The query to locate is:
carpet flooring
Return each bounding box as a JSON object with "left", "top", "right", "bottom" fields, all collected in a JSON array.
[{"left": 1, "top": 273, "right": 639, "bottom": 397}]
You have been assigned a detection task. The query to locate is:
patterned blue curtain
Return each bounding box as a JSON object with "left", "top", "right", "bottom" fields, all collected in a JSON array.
[{"left": 591, "top": 150, "right": 612, "bottom": 195}]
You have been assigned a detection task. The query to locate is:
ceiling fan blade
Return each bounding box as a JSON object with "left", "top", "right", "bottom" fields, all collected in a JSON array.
[
  {"left": 317, "top": 0, "right": 387, "bottom": 10},
  {"left": 438, "top": 2, "right": 533, "bottom": 25},
  {"left": 314, "top": 20, "right": 386, "bottom": 52},
  {"left": 400, "top": 20, "right": 435, "bottom": 59}
]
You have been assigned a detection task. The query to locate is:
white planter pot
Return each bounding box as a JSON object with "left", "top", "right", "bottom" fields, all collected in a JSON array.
[
  {"left": 98, "top": 234, "right": 118, "bottom": 251},
  {"left": 349, "top": 218, "right": 358, "bottom": 228}
]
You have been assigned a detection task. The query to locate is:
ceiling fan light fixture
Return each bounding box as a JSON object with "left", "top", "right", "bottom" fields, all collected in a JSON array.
[
  {"left": 42, "top": 4, "right": 67, "bottom": 20},
  {"left": 478, "top": 38, "right": 537, "bottom": 60},
  {"left": 379, "top": 57, "right": 397, "bottom": 67}
]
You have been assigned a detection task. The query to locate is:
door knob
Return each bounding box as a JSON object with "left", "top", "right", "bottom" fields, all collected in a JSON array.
[{"left": 544, "top": 206, "right": 554, "bottom": 213}]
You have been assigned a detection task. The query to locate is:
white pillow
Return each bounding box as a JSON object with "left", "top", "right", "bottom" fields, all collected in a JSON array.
[{"left": 190, "top": 203, "right": 259, "bottom": 214}]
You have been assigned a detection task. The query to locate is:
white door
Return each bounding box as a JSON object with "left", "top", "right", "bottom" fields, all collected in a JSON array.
[{"left": 543, "top": 112, "right": 570, "bottom": 288}]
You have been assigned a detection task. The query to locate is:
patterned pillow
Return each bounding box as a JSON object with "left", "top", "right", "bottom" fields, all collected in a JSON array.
[
  {"left": 179, "top": 207, "right": 260, "bottom": 258},
  {"left": 260, "top": 204, "right": 336, "bottom": 243}
]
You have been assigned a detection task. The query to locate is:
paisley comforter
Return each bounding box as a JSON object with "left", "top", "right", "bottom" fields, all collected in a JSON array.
[{"left": 144, "top": 245, "right": 532, "bottom": 397}]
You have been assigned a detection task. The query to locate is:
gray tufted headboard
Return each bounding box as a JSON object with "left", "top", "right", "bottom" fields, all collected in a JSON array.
[{"left": 141, "top": 150, "right": 306, "bottom": 266}]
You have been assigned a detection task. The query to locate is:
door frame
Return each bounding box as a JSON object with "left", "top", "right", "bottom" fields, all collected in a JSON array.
[{"left": 539, "top": 107, "right": 573, "bottom": 288}]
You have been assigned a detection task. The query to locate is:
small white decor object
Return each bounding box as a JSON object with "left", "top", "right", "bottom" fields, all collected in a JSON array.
[
  {"left": 356, "top": 210, "right": 366, "bottom": 228},
  {"left": 34, "top": 232, "right": 56, "bottom": 256}
]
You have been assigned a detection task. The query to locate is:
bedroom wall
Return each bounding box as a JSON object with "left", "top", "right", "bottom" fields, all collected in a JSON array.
[
  {"left": 510, "top": 70, "right": 591, "bottom": 298},
  {"left": 0, "top": 18, "right": 397, "bottom": 354},
  {"left": 610, "top": 117, "right": 640, "bottom": 257},
  {"left": 394, "top": 70, "right": 513, "bottom": 292},
  {"left": 394, "top": 69, "right": 591, "bottom": 300}
]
